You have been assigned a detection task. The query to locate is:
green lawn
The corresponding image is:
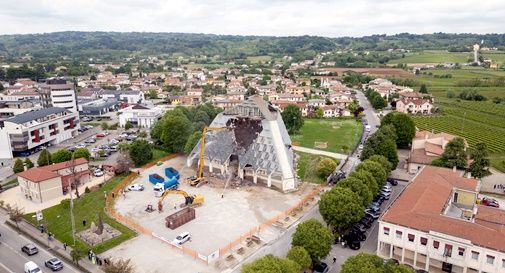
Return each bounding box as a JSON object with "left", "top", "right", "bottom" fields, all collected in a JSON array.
[
  {"left": 389, "top": 50, "right": 471, "bottom": 64},
  {"left": 296, "top": 152, "right": 339, "bottom": 184},
  {"left": 24, "top": 175, "right": 136, "bottom": 253},
  {"left": 152, "top": 148, "right": 169, "bottom": 161},
  {"left": 290, "top": 118, "right": 362, "bottom": 154}
]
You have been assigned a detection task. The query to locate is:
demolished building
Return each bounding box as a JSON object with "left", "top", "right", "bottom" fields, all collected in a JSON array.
[{"left": 187, "top": 96, "right": 297, "bottom": 192}]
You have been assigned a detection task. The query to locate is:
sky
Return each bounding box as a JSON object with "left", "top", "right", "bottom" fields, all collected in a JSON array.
[{"left": 0, "top": 0, "right": 504, "bottom": 37}]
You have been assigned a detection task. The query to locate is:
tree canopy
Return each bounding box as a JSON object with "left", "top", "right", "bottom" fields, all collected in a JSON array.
[
  {"left": 380, "top": 112, "right": 416, "bottom": 147},
  {"left": 74, "top": 148, "right": 91, "bottom": 161},
  {"left": 286, "top": 246, "right": 311, "bottom": 270},
  {"left": 13, "top": 158, "right": 24, "bottom": 173},
  {"left": 51, "top": 149, "right": 73, "bottom": 163},
  {"left": 368, "top": 155, "right": 393, "bottom": 174},
  {"left": 291, "top": 219, "right": 333, "bottom": 261},
  {"left": 129, "top": 139, "right": 153, "bottom": 167},
  {"left": 242, "top": 254, "right": 300, "bottom": 273},
  {"left": 281, "top": 105, "right": 304, "bottom": 134},
  {"left": 319, "top": 187, "right": 364, "bottom": 233},
  {"left": 336, "top": 177, "right": 373, "bottom": 207},
  {"left": 37, "top": 149, "right": 52, "bottom": 166},
  {"left": 468, "top": 142, "right": 491, "bottom": 178},
  {"left": 356, "top": 160, "right": 387, "bottom": 188},
  {"left": 341, "top": 253, "right": 415, "bottom": 273},
  {"left": 317, "top": 158, "right": 337, "bottom": 179},
  {"left": 348, "top": 170, "right": 379, "bottom": 196},
  {"left": 360, "top": 126, "right": 399, "bottom": 169},
  {"left": 432, "top": 137, "right": 468, "bottom": 169},
  {"left": 24, "top": 158, "right": 34, "bottom": 169}
]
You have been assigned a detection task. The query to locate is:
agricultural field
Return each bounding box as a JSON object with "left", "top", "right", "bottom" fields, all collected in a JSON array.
[
  {"left": 246, "top": 55, "right": 272, "bottom": 63},
  {"left": 389, "top": 50, "right": 471, "bottom": 64},
  {"left": 482, "top": 51, "right": 505, "bottom": 66},
  {"left": 290, "top": 118, "right": 362, "bottom": 154}
]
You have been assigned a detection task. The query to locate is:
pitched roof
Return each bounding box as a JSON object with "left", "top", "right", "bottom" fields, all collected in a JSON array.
[
  {"left": 408, "top": 148, "right": 438, "bottom": 165},
  {"left": 6, "top": 107, "right": 68, "bottom": 124},
  {"left": 17, "top": 168, "right": 60, "bottom": 182},
  {"left": 382, "top": 166, "right": 505, "bottom": 252},
  {"left": 424, "top": 142, "right": 444, "bottom": 155},
  {"left": 41, "top": 158, "right": 88, "bottom": 172}
]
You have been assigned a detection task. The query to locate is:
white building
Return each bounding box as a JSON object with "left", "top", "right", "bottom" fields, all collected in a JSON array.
[
  {"left": 40, "top": 79, "right": 78, "bottom": 113},
  {"left": 378, "top": 166, "right": 505, "bottom": 273},
  {"left": 0, "top": 107, "right": 80, "bottom": 164},
  {"left": 118, "top": 104, "right": 164, "bottom": 128}
]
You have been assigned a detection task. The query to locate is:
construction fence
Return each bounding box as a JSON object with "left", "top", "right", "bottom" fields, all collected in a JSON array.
[{"left": 104, "top": 154, "right": 324, "bottom": 266}]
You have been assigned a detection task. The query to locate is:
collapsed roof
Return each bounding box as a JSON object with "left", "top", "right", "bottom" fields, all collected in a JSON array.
[{"left": 187, "top": 96, "right": 297, "bottom": 192}]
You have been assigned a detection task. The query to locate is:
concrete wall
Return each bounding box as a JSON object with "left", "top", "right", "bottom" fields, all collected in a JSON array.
[{"left": 18, "top": 176, "right": 62, "bottom": 203}]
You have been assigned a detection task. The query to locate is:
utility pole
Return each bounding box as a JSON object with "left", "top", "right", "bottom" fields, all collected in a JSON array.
[{"left": 69, "top": 153, "right": 77, "bottom": 246}]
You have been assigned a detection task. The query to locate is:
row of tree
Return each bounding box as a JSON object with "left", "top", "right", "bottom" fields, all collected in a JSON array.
[
  {"left": 364, "top": 89, "right": 387, "bottom": 110},
  {"left": 14, "top": 148, "right": 92, "bottom": 173},
  {"left": 150, "top": 104, "right": 222, "bottom": 154}
]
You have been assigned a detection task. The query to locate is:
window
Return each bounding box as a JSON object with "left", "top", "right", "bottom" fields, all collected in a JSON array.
[
  {"left": 444, "top": 244, "right": 453, "bottom": 257},
  {"left": 396, "top": 230, "right": 403, "bottom": 239},
  {"left": 487, "top": 255, "right": 495, "bottom": 265},
  {"left": 383, "top": 227, "right": 390, "bottom": 235},
  {"left": 458, "top": 247, "right": 465, "bottom": 256},
  {"left": 471, "top": 251, "right": 479, "bottom": 260},
  {"left": 433, "top": 241, "right": 440, "bottom": 249},
  {"left": 408, "top": 234, "right": 415, "bottom": 242},
  {"left": 420, "top": 237, "right": 428, "bottom": 246}
]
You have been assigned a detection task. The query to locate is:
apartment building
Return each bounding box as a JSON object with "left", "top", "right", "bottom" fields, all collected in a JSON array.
[
  {"left": 378, "top": 166, "right": 505, "bottom": 273},
  {"left": 0, "top": 107, "right": 80, "bottom": 158},
  {"left": 118, "top": 103, "right": 165, "bottom": 128},
  {"left": 40, "top": 79, "right": 78, "bottom": 113}
]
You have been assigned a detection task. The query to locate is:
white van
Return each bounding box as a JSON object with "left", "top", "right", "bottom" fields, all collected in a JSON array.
[
  {"left": 24, "top": 261, "right": 42, "bottom": 273},
  {"left": 365, "top": 125, "right": 371, "bottom": 132}
]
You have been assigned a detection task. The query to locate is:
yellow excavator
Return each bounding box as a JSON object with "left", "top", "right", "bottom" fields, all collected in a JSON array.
[
  {"left": 187, "top": 126, "right": 227, "bottom": 187},
  {"left": 157, "top": 189, "right": 204, "bottom": 211}
]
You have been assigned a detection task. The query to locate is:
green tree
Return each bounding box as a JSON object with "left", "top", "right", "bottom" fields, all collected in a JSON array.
[
  {"left": 368, "top": 155, "right": 393, "bottom": 174},
  {"left": 74, "top": 148, "right": 91, "bottom": 161},
  {"left": 468, "top": 142, "right": 491, "bottom": 178},
  {"left": 70, "top": 247, "right": 87, "bottom": 266},
  {"left": 419, "top": 84, "right": 428, "bottom": 94},
  {"left": 281, "top": 105, "right": 304, "bottom": 134},
  {"left": 13, "top": 158, "right": 24, "bottom": 173},
  {"left": 432, "top": 137, "right": 468, "bottom": 169},
  {"left": 184, "top": 131, "right": 202, "bottom": 154},
  {"left": 124, "top": 121, "right": 133, "bottom": 130},
  {"left": 160, "top": 113, "right": 193, "bottom": 153},
  {"left": 361, "top": 132, "right": 399, "bottom": 169},
  {"left": 381, "top": 112, "right": 416, "bottom": 147},
  {"left": 101, "top": 122, "right": 109, "bottom": 131},
  {"left": 129, "top": 139, "right": 153, "bottom": 167},
  {"left": 24, "top": 158, "right": 34, "bottom": 169},
  {"left": 371, "top": 94, "right": 387, "bottom": 109},
  {"left": 286, "top": 246, "right": 311, "bottom": 270},
  {"left": 242, "top": 254, "right": 300, "bottom": 273},
  {"left": 348, "top": 170, "right": 379, "bottom": 196},
  {"left": 319, "top": 187, "right": 364, "bottom": 233},
  {"left": 291, "top": 219, "right": 332, "bottom": 261},
  {"left": 51, "top": 149, "right": 72, "bottom": 163},
  {"left": 341, "top": 253, "right": 386, "bottom": 273},
  {"left": 37, "top": 149, "right": 52, "bottom": 166},
  {"left": 336, "top": 177, "right": 372, "bottom": 207},
  {"left": 356, "top": 160, "right": 387, "bottom": 188},
  {"left": 316, "top": 158, "right": 337, "bottom": 179},
  {"left": 147, "top": 90, "right": 158, "bottom": 99}
]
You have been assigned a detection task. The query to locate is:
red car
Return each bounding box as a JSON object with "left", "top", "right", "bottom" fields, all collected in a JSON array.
[
  {"left": 482, "top": 197, "right": 500, "bottom": 208},
  {"left": 96, "top": 133, "right": 106, "bottom": 138}
]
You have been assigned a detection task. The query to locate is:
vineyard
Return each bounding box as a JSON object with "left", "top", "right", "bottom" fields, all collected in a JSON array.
[{"left": 412, "top": 115, "right": 505, "bottom": 154}]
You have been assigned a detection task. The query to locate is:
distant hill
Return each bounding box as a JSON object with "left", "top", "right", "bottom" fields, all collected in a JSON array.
[{"left": 0, "top": 32, "right": 505, "bottom": 61}]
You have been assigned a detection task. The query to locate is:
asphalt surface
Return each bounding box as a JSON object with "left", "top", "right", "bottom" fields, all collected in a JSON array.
[{"left": 0, "top": 213, "right": 80, "bottom": 273}]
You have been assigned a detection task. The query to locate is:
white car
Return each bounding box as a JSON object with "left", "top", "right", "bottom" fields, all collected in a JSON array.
[
  {"left": 358, "top": 144, "right": 364, "bottom": 150},
  {"left": 75, "top": 143, "right": 87, "bottom": 149},
  {"left": 172, "top": 231, "right": 191, "bottom": 245},
  {"left": 93, "top": 169, "right": 104, "bottom": 177},
  {"left": 109, "top": 139, "right": 119, "bottom": 145},
  {"left": 127, "top": 184, "right": 145, "bottom": 191},
  {"left": 24, "top": 261, "right": 41, "bottom": 273}
]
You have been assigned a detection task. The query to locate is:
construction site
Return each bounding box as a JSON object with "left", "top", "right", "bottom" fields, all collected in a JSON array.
[{"left": 110, "top": 97, "right": 321, "bottom": 272}]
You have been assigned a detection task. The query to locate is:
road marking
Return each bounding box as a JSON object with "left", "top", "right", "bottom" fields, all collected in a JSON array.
[{"left": 0, "top": 262, "right": 15, "bottom": 273}]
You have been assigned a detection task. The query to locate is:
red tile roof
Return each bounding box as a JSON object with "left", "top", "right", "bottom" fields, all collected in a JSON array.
[
  {"left": 382, "top": 166, "right": 505, "bottom": 252},
  {"left": 17, "top": 158, "right": 88, "bottom": 183},
  {"left": 42, "top": 158, "right": 88, "bottom": 172}
]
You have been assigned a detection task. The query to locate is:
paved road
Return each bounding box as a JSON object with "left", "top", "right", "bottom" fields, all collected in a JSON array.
[
  {"left": 0, "top": 214, "right": 80, "bottom": 273},
  {"left": 292, "top": 146, "right": 348, "bottom": 160}
]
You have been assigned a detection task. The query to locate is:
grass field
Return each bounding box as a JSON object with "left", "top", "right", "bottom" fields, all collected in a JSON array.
[
  {"left": 296, "top": 152, "right": 339, "bottom": 184},
  {"left": 24, "top": 175, "right": 136, "bottom": 253},
  {"left": 290, "top": 118, "right": 362, "bottom": 154},
  {"left": 389, "top": 50, "right": 471, "bottom": 64},
  {"left": 482, "top": 51, "right": 505, "bottom": 66},
  {"left": 246, "top": 55, "right": 272, "bottom": 63}
]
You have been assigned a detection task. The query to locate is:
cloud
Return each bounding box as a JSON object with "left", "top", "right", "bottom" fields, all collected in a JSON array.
[{"left": 0, "top": 0, "right": 503, "bottom": 36}]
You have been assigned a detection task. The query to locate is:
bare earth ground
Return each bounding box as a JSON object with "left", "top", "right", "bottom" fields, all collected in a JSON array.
[{"left": 108, "top": 155, "right": 313, "bottom": 273}]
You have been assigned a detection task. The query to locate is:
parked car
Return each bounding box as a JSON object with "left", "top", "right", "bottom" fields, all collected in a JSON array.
[
  {"left": 382, "top": 185, "right": 392, "bottom": 193},
  {"left": 358, "top": 144, "right": 364, "bottom": 150},
  {"left": 21, "top": 244, "right": 39, "bottom": 256},
  {"left": 379, "top": 190, "right": 391, "bottom": 200},
  {"left": 109, "top": 138, "right": 120, "bottom": 145},
  {"left": 365, "top": 210, "right": 381, "bottom": 220},
  {"left": 75, "top": 143, "right": 86, "bottom": 149},
  {"left": 360, "top": 215, "right": 375, "bottom": 228},
  {"left": 313, "top": 262, "right": 329, "bottom": 273},
  {"left": 172, "top": 231, "right": 191, "bottom": 245},
  {"left": 127, "top": 184, "right": 145, "bottom": 191},
  {"left": 387, "top": 177, "right": 399, "bottom": 186},
  {"left": 349, "top": 229, "right": 367, "bottom": 241},
  {"left": 99, "top": 151, "right": 110, "bottom": 158},
  {"left": 373, "top": 195, "right": 385, "bottom": 205},
  {"left": 24, "top": 261, "right": 41, "bottom": 273},
  {"left": 108, "top": 146, "right": 118, "bottom": 153},
  {"left": 342, "top": 234, "right": 361, "bottom": 250},
  {"left": 85, "top": 125, "right": 94, "bottom": 130},
  {"left": 353, "top": 223, "right": 367, "bottom": 233},
  {"left": 93, "top": 169, "right": 104, "bottom": 177},
  {"left": 96, "top": 133, "right": 106, "bottom": 138},
  {"left": 126, "top": 135, "right": 137, "bottom": 141},
  {"left": 67, "top": 146, "right": 76, "bottom": 152},
  {"left": 45, "top": 257, "right": 64, "bottom": 271},
  {"left": 367, "top": 203, "right": 381, "bottom": 213},
  {"left": 85, "top": 138, "right": 96, "bottom": 144},
  {"left": 482, "top": 197, "right": 500, "bottom": 208}
]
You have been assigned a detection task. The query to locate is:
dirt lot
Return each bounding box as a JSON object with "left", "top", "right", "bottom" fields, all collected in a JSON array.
[
  {"left": 320, "top": 67, "right": 413, "bottom": 77},
  {"left": 114, "top": 155, "right": 306, "bottom": 256}
]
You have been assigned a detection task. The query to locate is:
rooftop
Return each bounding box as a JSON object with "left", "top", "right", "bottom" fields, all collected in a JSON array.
[{"left": 6, "top": 107, "right": 69, "bottom": 124}]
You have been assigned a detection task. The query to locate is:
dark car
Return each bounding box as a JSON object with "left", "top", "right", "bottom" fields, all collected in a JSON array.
[
  {"left": 45, "top": 258, "right": 63, "bottom": 271},
  {"left": 349, "top": 229, "right": 367, "bottom": 241},
  {"left": 360, "top": 215, "right": 375, "bottom": 228},
  {"left": 366, "top": 210, "right": 381, "bottom": 220},
  {"left": 353, "top": 223, "right": 367, "bottom": 233},
  {"left": 313, "top": 262, "right": 329, "bottom": 273},
  {"left": 387, "top": 177, "right": 399, "bottom": 186},
  {"left": 21, "top": 244, "right": 39, "bottom": 256}
]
